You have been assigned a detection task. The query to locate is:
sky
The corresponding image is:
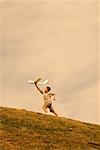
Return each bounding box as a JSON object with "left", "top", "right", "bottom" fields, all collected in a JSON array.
[{"left": 0, "top": 0, "right": 99, "bottom": 124}]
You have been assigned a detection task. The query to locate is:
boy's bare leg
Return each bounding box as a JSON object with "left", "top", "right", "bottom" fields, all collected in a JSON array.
[
  {"left": 53, "top": 110, "right": 58, "bottom": 117},
  {"left": 42, "top": 105, "right": 48, "bottom": 113},
  {"left": 50, "top": 106, "right": 58, "bottom": 117}
]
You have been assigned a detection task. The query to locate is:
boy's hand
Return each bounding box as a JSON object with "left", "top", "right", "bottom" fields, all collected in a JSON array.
[
  {"left": 34, "top": 81, "right": 37, "bottom": 85},
  {"left": 34, "top": 78, "right": 42, "bottom": 84}
]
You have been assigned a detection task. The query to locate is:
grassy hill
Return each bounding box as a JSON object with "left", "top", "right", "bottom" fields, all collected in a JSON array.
[{"left": 0, "top": 106, "right": 100, "bottom": 150}]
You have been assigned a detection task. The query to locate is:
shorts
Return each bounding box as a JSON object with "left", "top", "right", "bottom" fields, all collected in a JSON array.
[{"left": 47, "top": 103, "right": 54, "bottom": 113}]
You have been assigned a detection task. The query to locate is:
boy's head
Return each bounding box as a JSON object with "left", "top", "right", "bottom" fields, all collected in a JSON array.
[{"left": 45, "top": 86, "right": 51, "bottom": 93}]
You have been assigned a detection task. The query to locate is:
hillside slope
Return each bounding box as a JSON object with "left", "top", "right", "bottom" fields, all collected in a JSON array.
[{"left": 0, "top": 106, "right": 100, "bottom": 150}]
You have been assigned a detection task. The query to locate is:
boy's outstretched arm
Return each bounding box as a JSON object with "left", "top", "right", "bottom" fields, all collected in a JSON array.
[{"left": 34, "top": 83, "right": 43, "bottom": 94}]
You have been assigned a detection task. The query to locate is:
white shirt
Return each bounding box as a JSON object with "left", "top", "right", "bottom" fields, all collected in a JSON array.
[{"left": 43, "top": 92, "right": 55, "bottom": 105}]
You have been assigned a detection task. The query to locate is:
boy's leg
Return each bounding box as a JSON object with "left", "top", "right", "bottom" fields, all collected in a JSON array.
[
  {"left": 48, "top": 104, "right": 58, "bottom": 117},
  {"left": 52, "top": 109, "right": 58, "bottom": 117},
  {"left": 42, "top": 105, "right": 48, "bottom": 113}
]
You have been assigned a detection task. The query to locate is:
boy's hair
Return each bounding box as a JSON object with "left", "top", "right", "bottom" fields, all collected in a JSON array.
[{"left": 47, "top": 86, "right": 51, "bottom": 91}]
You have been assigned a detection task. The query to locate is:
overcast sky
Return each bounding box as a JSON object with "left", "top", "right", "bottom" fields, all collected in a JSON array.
[{"left": 0, "top": 0, "right": 99, "bottom": 124}]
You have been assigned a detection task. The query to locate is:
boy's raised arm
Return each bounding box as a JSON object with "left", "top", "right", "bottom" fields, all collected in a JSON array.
[{"left": 34, "top": 83, "right": 43, "bottom": 94}]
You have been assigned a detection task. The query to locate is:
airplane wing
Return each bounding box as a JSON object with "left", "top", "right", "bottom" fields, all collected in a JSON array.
[
  {"left": 28, "top": 80, "right": 34, "bottom": 84},
  {"left": 28, "top": 79, "right": 49, "bottom": 85}
]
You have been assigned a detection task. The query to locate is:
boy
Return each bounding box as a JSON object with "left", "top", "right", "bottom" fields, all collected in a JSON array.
[{"left": 34, "top": 79, "right": 58, "bottom": 116}]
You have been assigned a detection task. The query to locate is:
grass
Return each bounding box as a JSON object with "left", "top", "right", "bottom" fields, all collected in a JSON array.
[{"left": 0, "top": 106, "right": 100, "bottom": 150}]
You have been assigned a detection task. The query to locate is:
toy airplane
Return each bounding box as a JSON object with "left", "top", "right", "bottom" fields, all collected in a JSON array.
[{"left": 28, "top": 78, "right": 49, "bottom": 85}]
